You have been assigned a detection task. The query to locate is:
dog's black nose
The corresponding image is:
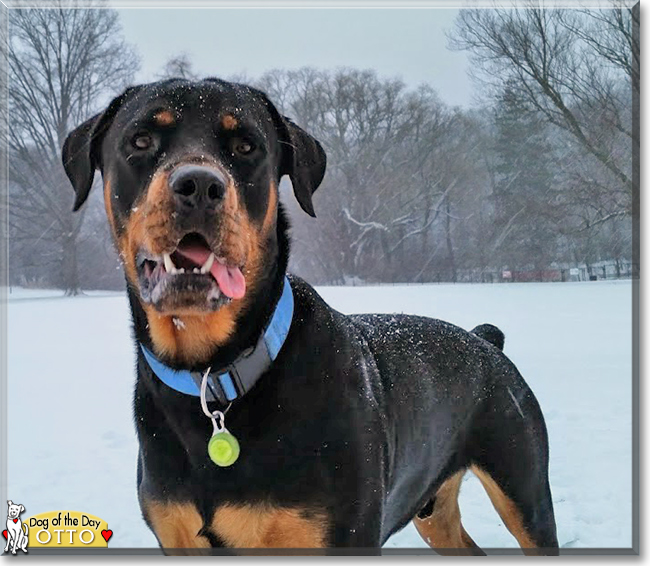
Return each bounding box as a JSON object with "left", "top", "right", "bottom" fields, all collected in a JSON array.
[{"left": 169, "top": 165, "right": 226, "bottom": 209}]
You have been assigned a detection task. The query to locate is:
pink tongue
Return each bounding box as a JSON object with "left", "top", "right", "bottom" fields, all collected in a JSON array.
[
  {"left": 211, "top": 262, "right": 246, "bottom": 300},
  {"left": 175, "top": 245, "right": 246, "bottom": 300}
]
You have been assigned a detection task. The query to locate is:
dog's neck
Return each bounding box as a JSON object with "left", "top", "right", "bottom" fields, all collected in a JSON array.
[
  {"left": 128, "top": 208, "right": 292, "bottom": 372},
  {"left": 138, "top": 274, "right": 293, "bottom": 406}
]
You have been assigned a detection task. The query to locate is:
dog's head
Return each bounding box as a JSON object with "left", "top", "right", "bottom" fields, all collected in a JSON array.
[
  {"left": 6, "top": 501, "right": 25, "bottom": 520},
  {"left": 62, "top": 79, "right": 326, "bottom": 363}
]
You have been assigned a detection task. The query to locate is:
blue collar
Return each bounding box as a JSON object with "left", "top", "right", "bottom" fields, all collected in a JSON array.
[{"left": 139, "top": 276, "right": 294, "bottom": 405}]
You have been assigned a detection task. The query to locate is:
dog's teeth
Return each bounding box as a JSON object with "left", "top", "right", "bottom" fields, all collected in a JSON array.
[
  {"left": 208, "top": 287, "right": 221, "bottom": 301},
  {"left": 163, "top": 253, "right": 175, "bottom": 273},
  {"left": 178, "top": 268, "right": 185, "bottom": 274},
  {"left": 193, "top": 268, "right": 200, "bottom": 274},
  {"left": 201, "top": 252, "right": 215, "bottom": 274}
]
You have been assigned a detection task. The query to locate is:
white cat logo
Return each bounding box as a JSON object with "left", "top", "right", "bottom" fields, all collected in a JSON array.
[{"left": 4, "top": 501, "right": 29, "bottom": 554}]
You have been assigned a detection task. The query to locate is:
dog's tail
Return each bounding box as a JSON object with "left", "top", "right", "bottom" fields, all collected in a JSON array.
[{"left": 471, "top": 323, "right": 505, "bottom": 351}]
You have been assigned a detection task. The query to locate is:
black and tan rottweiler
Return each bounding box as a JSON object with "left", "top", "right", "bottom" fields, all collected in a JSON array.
[{"left": 62, "top": 78, "right": 558, "bottom": 555}]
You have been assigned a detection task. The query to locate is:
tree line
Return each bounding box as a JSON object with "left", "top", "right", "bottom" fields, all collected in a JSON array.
[{"left": 4, "top": 2, "right": 637, "bottom": 291}]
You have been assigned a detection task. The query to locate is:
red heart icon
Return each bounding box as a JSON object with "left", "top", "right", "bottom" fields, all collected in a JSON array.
[
  {"left": 2, "top": 529, "right": 7, "bottom": 539},
  {"left": 12, "top": 519, "right": 18, "bottom": 524},
  {"left": 101, "top": 529, "right": 112, "bottom": 543}
]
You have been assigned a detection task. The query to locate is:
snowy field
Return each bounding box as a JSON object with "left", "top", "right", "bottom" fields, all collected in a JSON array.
[{"left": 6, "top": 280, "right": 633, "bottom": 552}]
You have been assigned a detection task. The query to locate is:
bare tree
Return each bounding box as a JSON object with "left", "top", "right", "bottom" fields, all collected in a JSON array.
[
  {"left": 157, "top": 52, "right": 199, "bottom": 80},
  {"left": 450, "top": 4, "right": 636, "bottom": 225},
  {"left": 5, "top": 1, "right": 139, "bottom": 293},
  {"left": 257, "top": 68, "right": 489, "bottom": 284}
]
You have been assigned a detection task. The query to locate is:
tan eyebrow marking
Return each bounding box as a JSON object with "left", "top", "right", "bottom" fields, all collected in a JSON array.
[
  {"left": 221, "top": 114, "right": 238, "bottom": 130},
  {"left": 153, "top": 109, "right": 176, "bottom": 126}
]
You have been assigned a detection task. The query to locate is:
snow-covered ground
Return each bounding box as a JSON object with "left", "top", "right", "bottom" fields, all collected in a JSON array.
[
  {"left": 6, "top": 288, "right": 122, "bottom": 301},
  {"left": 6, "top": 280, "right": 633, "bottom": 551}
]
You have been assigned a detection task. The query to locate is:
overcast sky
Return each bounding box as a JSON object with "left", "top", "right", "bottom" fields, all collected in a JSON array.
[{"left": 117, "top": 8, "right": 475, "bottom": 108}]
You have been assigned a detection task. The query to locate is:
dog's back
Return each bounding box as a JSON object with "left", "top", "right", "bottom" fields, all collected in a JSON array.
[{"left": 346, "top": 312, "right": 556, "bottom": 550}]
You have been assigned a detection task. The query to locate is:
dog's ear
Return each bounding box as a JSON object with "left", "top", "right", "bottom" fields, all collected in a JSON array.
[
  {"left": 253, "top": 89, "right": 326, "bottom": 217},
  {"left": 7, "top": 500, "right": 12, "bottom": 506},
  {"left": 62, "top": 112, "right": 102, "bottom": 211},
  {"left": 278, "top": 117, "right": 326, "bottom": 218},
  {"left": 19, "top": 505, "right": 24, "bottom": 513},
  {"left": 62, "top": 86, "right": 141, "bottom": 212}
]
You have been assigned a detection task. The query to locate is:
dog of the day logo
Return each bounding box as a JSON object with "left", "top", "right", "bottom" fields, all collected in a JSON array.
[
  {"left": 3, "top": 501, "right": 28, "bottom": 554},
  {"left": 3, "top": 502, "right": 113, "bottom": 551}
]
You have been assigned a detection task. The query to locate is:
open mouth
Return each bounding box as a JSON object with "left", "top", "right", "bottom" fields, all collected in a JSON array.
[{"left": 136, "top": 232, "right": 246, "bottom": 311}]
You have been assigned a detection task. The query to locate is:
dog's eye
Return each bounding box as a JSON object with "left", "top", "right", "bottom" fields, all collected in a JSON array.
[
  {"left": 234, "top": 140, "right": 255, "bottom": 156},
  {"left": 132, "top": 133, "right": 152, "bottom": 150}
]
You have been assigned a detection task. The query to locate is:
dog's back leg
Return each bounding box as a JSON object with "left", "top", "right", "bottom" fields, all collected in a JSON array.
[
  {"left": 468, "top": 373, "right": 559, "bottom": 555},
  {"left": 20, "top": 526, "right": 28, "bottom": 553},
  {"left": 413, "top": 469, "right": 485, "bottom": 555}
]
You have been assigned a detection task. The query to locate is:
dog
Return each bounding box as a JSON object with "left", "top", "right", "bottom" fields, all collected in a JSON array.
[
  {"left": 5, "top": 501, "right": 28, "bottom": 554},
  {"left": 62, "top": 78, "right": 558, "bottom": 555}
]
